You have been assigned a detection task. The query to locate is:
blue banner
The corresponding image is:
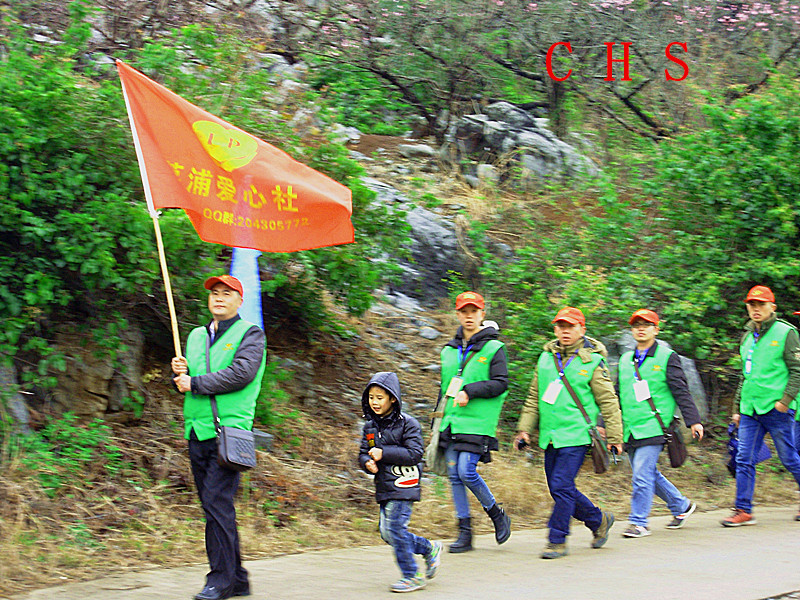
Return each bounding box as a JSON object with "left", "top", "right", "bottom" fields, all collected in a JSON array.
[{"left": 230, "top": 247, "right": 263, "bottom": 330}]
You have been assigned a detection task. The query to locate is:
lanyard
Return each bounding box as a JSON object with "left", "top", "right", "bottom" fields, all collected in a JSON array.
[
  {"left": 457, "top": 344, "right": 474, "bottom": 376},
  {"left": 555, "top": 349, "right": 580, "bottom": 378},
  {"left": 744, "top": 331, "right": 759, "bottom": 375},
  {"left": 633, "top": 348, "right": 649, "bottom": 380}
]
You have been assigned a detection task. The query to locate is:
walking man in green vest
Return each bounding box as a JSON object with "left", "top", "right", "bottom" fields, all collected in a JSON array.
[
  {"left": 436, "top": 291, "right": 511, "bottom": 553},
  {"left": 617, "top": 309, "right": 704, "bottom": 538},
  {"left": 722, "top": 285, "right": 800, "bottom": 527},
  {"left": 514, "top": 307, "right": 622, "bottom": 559},
  {"left": 171, "top": 275, "right": 266, "bottom": 600}
]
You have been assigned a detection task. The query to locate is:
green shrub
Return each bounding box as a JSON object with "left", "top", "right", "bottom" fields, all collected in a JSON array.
[{"left": 16, "top": 413, "right": 127, "bottom": 497}]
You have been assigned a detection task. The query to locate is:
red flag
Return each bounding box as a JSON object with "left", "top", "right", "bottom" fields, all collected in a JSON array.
[{"left": 117, "top": 60, "right": 354, "bottom": 252}]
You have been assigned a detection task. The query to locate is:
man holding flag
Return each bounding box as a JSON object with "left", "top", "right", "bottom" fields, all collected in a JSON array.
[
  {"left": 172, "top": 275, "right": 265, "bottom": 600},
  {"left": 118, "top": 59, "right": 354, "bottom": 598}
]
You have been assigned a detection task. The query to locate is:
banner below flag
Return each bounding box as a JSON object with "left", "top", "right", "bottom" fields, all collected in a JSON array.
[
  {"left": 230, "top": 247, "right": 264, "bottom": 330},
  {"left": 117, "top": 60, "right": 354, "bottom": 252}
]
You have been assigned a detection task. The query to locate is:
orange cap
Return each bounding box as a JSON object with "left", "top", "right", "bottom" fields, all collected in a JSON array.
[
  {"left": 629, "top": 309, "right": 659, "bottom": 326},
  {"left": 745, "top": 285, "right": 774, "bottom": 303},
  {"left": 455, "top": 291, "right": 485, "bottom": 310},
  {"left": 552, "top": 307, "right": 585, "bottom": 326},
  {"left": 204, "top": 275, "right": 244, "bottom": 297}
]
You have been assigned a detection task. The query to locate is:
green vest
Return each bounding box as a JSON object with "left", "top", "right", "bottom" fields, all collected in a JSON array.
[
  {"left": 183, "top": 319, "right": 266, "bottom": 441},
  {"left": 618, "top": 344, "right": 676, "bottom": 441},
  {"left": 439, "top": 339, "right": 508, "bottom": 436},
  {"left": 537, "top": 349, "right": 603, "bottom": 449},
  {"left": 740, "top": 320, "right": 794, "bottom": 415}
]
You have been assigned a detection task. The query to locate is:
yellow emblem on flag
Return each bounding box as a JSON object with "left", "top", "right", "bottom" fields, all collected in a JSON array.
[{"left": 192, "top": 120, "right": 258, "bottom": 172}]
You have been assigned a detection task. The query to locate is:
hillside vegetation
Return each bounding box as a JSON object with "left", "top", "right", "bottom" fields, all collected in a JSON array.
[{"left": 2, "top": 1, "right": 800, "bottom": 594}]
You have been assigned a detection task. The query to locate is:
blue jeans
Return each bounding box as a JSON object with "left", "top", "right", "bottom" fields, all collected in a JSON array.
[
  {"left": 544, "top": 445, "right": 603, "bottom": 544},
  {"left": 379, "top": 500, "right": 432, "bottom": 578},
  {"left": 735, "top": 409, "right": 800, "bottom": 513},
  {"left": 445, "top": 445, "right": 497, "bottom": 519},
  {"left": 789, "top": 410, "right": 800, "bottom": 455},
  {"left": 628, "top": 444, "right": 689, "bottom": 527}
]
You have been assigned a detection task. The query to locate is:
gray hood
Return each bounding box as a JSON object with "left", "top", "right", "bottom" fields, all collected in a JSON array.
[{"left": 362, "top": 371, "right": 402, "bottom": 418}]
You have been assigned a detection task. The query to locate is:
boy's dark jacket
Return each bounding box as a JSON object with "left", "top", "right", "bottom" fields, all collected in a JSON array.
[{"left": 359, "top": 372, "right": 423, "bottom": 503}]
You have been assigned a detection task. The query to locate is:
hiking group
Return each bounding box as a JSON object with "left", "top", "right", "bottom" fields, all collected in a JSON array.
[{"left": 172, "top": 277, "right": 800, "bottom": 598}]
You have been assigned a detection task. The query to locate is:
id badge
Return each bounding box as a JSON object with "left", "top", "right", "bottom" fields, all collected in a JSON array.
[
  {"left": 744, "top": 358, "right": 752, "bottom": 375},
  {"left": 542, "top": 380, "right": 563, "bottom": 405},
  {"left": 633, "top": 379, "right": 651, "bottom": 403},
  {"left": 445, "top": 376, "right": 463, "bottom": 398}
]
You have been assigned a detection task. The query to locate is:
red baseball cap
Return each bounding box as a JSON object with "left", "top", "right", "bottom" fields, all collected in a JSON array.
[
  {"left": 204, "top": 275, "right": 244, "bottom": 297},
  {"left": 629, "top": 309, "right": 659, "bottom": 326},
  {"left": 552, "top": 307, "right": 585, "bottom": 326},
  {"left": 745, "top": 285, "right": 774, "bottom": 303},
  {"left": 455, "top": 291, "right": 485, "bottom": 310}
]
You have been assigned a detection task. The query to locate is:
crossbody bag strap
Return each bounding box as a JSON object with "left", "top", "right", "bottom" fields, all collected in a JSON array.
[
  {"left": 430, "top": 347, "right": 479, "bottom": 427},
  {"left": 633, "top": 359, "right": 669, "bottom": 433},
  {"left": 552, "top": 352, "right": 592, "bottom": 426},
  {"left": 205, "top": 330, "right": 222, "bottom": 436}
]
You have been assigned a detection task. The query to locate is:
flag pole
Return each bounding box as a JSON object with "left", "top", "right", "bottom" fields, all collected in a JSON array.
[
  {"left": 152, "top": 216, "right": 183, "bottom": 358},
  {"left": 118, "top": 60, "right": 183, "bottom": 357}
]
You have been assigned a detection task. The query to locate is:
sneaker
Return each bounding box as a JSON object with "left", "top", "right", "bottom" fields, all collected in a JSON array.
[
  {"left": 591, "top": 511, "right": 615, "bottom": 548},
  {"left": 795, "top": 511, "right": 800, "bottom": 522},
  {"left": 622, "top": 524, "right": 651, "bottom": 538},
  {"left": 390, "top": 574, "right": 426, "bottom": 593},
  {"left": 666, "top": 501, "right": 696, "bottom": 529},
  {"left": 540, "top": 541, "right": 568, "bottom": 559},
  {"left": 721, "top": 508, "right": 756, "bottom": 527},
  {"left": 424, "top": 541, "right": 442, "bottom": 579}
]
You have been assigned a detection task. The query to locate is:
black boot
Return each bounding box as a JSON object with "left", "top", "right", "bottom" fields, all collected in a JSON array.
[
  {"left": 448, "top": 517, "right": 473, "bottom": 553},
  {"left": 486, "top": 503, "right": 511, "bottom": 545}
]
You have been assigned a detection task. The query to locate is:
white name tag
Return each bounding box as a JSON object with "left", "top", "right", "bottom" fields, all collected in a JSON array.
[
  {"left": 445, "top": 376, "right": 463, "bottom": 398},
  {"left": 542, "top": 380, "right": 563, "bottom": 405},
  {"left": 633, "top": 379, "right": 651, "bottom": 403}
]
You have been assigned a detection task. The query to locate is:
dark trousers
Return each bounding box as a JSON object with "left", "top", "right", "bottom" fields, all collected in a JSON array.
[
  {"left": 544, "top": 444, "right": 602, "bottom": 544},
  {"left": 189, "top": 434, "right": 248, "bottom": 591}
]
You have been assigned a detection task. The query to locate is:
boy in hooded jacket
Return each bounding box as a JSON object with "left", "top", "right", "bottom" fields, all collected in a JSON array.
[{"left": 359, "top": 372, "right": 442, "bottom": 593}]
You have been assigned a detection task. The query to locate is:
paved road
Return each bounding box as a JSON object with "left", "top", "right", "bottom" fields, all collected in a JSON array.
[{"left": 8, "top": 507, "right": 800, "bottom": 600}]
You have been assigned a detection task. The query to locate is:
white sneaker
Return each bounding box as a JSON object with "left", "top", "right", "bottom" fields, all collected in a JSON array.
[
  {"left": 622, "top": 524, "right": 651, "bottom": 538},
  {"left": 666, "top": 501, "right": 696, "bottom": 529}
]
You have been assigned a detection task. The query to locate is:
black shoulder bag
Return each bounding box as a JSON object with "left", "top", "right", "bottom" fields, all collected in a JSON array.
[
  {"left": 633, "top": 359, "right": 687, "bottom": 468},
  {"left": 553, "top": 354, "right": 609, "bottom": 474},
  {"left": 206, "top": 332, "right": 257, "bottom": 472}
]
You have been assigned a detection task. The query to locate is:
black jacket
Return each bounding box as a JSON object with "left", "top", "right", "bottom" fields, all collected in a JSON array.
[
  {"left": 440, "top": 325, "right": 509, "bottom": 402},
  {"left": 437, "top": 325, "right": 508, "bottom": 460},
  {"left": 359, "top": 372, "right": 423, "bottom": 503}
]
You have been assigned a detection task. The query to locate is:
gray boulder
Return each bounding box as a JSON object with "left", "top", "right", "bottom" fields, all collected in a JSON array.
[
  {"left": 449, "top": 101, "right": 599, "bottom": 185},
  {"left": 361, "top": 178, "right": 462, "bottom": 305}
]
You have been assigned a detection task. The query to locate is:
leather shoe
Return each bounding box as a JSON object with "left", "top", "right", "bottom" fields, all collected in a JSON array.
[
  {"left": 232, "top": 582, "right": 251, "bottom": 597},
  {"left": 194, "top": 584, "right": 231, "bottom": 600}
]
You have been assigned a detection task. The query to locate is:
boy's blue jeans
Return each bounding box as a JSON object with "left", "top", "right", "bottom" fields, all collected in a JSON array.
[
  {"left": 544, "top": 444, "right": 603, "bottom": 544},
  {"left": 445, "top": 445, "right": 497, "bottom": 519},
  {"left": 735, "top": 409, "right": 800, "bottom": 513},
  {"left": 379, "top": 500, "right": 432, "bottom": 578},
  {"left": 627, "top": 444, "right": 689, "bottom": 527}
]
